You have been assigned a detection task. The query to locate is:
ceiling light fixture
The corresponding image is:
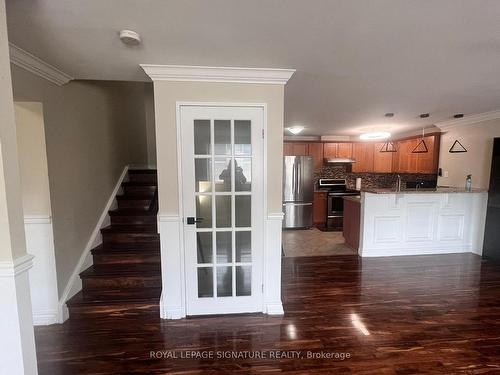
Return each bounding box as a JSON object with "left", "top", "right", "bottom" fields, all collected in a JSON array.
[
  {"left": 287, "top": 126, "right": 304, "bottom": 135},
  {"left": 119, "top": 30, "right": 142, "bottom": 45},
  {"left": 412, "top": 128, "right": 429, "bottom": 153},
  {"left": 359, "top": 131, "right": 391, "bottom": 140},
  {"left": 384, "top": 113, "right": 394, "bottom": 118}
]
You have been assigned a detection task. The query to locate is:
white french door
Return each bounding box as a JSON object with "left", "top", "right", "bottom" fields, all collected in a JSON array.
[{"left": 180, "top": 105, "right": 264, "bottom": 315}]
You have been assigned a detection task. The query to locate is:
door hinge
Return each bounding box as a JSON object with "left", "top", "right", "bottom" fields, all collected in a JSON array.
[
  {"left": 262, "top": 284, "right": 264, "bottom": 293},
  {"left": 262, "top": 129, "right": 264, "bottom": 139}
]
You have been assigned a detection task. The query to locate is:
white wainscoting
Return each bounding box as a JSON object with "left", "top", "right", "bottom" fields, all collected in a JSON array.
[
  {"left": 359, "top": 192, "right": 488, "bottom": 257},
  {"left": 24, "top": 215, "right": 59, "bottom": 325},
  {"left": 263, "top": 212, "right": 284, "bottom": 315},
  {"left": 0, "top": 254, "right": 38, "bottom": 374},
  {"left": 158, "top": 215, "right": 185, "bottom": 319}
]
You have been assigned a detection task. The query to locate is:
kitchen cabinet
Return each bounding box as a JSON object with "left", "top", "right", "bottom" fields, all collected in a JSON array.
[
  {"left": 373, "top": 142, "right": 393, "bottom": 173},
  {"left": 307, "top": 142, "right": 324, "bottom": 170},
  {"left": 352, "top": 142, "right": 374, "bottom": 173},
  {"left": 283, "top": 142, "right": 309, "bottom": 156},
  {"left": 393, "top": 134, "right": 440, "bottom": 174},
  {"left": 313, "top": 191, "right": 327, "bottom": 227},
  {"left": 394, "top": 138, "right": 419, "bottom": 173},
  {"left": 323, "top": 142, "right": 352, "bottom": 159},
  {"left": 416, "top": 135, "right": 440, "bottom": 173}
]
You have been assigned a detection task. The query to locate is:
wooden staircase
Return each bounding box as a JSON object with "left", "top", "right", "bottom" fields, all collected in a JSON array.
[{"left": 66, "top": 169, "right": 161, "bottom": 319}]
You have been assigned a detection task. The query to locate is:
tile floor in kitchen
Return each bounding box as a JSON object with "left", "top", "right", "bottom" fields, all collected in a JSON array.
[{"left": 282, "top": 227, "right": 356, "bottom": 257}]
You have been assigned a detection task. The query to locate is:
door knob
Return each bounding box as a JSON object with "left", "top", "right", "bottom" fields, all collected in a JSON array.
[{"left": 187, "top": 217, "right": 204, "bottom": 225}]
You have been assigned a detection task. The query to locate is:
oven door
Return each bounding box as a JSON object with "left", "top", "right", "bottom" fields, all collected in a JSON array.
[{"left": 327, "top": 195, "right": 345, "bottom": 218}]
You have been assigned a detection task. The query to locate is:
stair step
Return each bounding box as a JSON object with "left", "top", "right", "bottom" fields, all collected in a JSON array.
[
  {"left": 101, "top": 225, "right": 159, "bottom": 244},
  {"left": 128, "top": 169, "right": 157, "bottom": 183},
  {"left": 80, "top": 264, "right": 161, "bottom": 289},
  {"left": 67, "top": 289, "right": 160, "bottom": 319},
  {"left": 91, "top": 242, "right": 160, "bottom": 253},
  {"left": 109, "top": 209, "right": 157, "bottom": 225},
  {"left": 91, "top": 244, "right": 160, "bottom": 265},
  {"left": 116, "top": 195, "right": 152, "bottom": 209},
  {"left": 122, "top": 183, "right": 156, "bottom": 197}
]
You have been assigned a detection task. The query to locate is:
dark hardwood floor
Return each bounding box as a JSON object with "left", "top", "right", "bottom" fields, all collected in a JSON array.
[{"left": 35, "top": 253, "right": 500, "bottom": 374}]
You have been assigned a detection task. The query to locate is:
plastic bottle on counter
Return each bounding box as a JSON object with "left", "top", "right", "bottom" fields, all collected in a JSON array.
[{"left": 465, "top": 174, "right": 472, "bottom": 192}]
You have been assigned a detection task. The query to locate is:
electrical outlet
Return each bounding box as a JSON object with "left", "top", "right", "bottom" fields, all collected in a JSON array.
[{"left": 444, "top": 171, "right": 449, "bottom": 178}]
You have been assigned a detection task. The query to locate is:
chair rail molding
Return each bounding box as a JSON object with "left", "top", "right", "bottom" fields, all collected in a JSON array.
[
  {"left": 435, "top": 109, "right": 500, "bottom": 131},
  {"left": 9, "top": 43, "right": 73, "bottom": 86},
  {"left": 140, "top": 64, "right": 295, "bottom": 84}
]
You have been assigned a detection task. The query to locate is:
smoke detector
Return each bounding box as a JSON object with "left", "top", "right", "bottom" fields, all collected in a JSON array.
[{"left": 119, "top": 30, "right": 141, "bottom": 45}]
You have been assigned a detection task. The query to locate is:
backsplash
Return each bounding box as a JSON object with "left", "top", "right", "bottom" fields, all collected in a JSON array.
[{"left": 314, "top": 165, "right": 437, "bottom": 190}]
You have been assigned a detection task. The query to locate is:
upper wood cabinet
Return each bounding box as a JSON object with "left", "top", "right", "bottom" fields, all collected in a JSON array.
[
  {"left": 352, "top": 143, "right": 374, "bottom": 173},
  {"left": 323, "top": 143, "right": 352, "bottom": 159},
  {"left": 373, "top": 142, "right": 393, "bottom": 173},
  {"left": 393, "top": 134, "right": 440, "bottom": 174},
  {"left": 284, "top": 134, "right": 440, "bottom": 174},
  {"left": 308, "top": 142, "right": 324, "bottom": 170},
  {"left": 283, "top": 142, "right": 309, "bottom": 156}
]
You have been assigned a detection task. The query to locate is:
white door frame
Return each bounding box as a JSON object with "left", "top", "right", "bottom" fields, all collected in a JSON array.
[{"left": 175, "top": 102, "right": 268, "bottom": 316}]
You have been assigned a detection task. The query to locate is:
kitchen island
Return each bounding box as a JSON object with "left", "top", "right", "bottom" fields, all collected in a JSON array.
[{"left": 358, "top": 188, "right": 488, "bottom": 257}]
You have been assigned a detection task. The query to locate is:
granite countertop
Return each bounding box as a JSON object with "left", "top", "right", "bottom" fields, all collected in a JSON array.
[
  {"left": 343, "top": 196, "right": 361, "bottom": 203},
  {"left": 362, "top": 187, "right": 488, "bottom": 194}
]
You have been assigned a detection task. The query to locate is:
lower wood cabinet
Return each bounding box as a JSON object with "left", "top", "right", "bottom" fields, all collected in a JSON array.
[
  {"left": 313, "top": 191, "right": 327, "bottom": 227},
  {"left": 343, "top": 198, "right": 360, "bottom": 251}
]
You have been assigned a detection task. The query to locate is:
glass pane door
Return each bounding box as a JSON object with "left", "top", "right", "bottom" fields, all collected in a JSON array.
[
  {"left": 181, "top": 105, "right": 263, "bottom": 315},
  {"left": 194, "top": 119, "right": 253, "bottom": 299}
]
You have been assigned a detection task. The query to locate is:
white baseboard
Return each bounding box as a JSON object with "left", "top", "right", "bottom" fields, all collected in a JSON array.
[
  {"left": 56, "top": 165, "right": 130, "bottom": 323},
  {"left": 33, "top": 309, "right": 59, "bottom": 325},
  {"left": 264, "top": 302, "right": 284, "bottom": 315}
]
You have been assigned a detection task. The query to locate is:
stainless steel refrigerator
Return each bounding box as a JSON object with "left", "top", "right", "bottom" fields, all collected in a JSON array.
[{"left": 282, "top": 156, "right": 314, "bottom": 228}]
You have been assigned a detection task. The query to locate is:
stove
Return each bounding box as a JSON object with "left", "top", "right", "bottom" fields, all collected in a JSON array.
[{"left": 318, "top": 179, "right": 360, "bottom": 230}]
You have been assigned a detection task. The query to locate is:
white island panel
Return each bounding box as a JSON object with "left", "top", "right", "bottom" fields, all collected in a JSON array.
[{"left": 359, "top": 191, "right": 488, "bottom": 257}]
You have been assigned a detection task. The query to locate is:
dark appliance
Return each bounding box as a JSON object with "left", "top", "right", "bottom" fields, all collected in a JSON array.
[
  {"left": 483, "top": 138, "right": 500, "bottom": 262},
  {"left": 318, "top": 178, "right": 360, "bottom": 230}
]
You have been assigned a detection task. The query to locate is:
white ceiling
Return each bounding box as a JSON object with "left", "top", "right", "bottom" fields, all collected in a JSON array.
[{"left": 6, "top": 0, "right": 500, "bottom": 136}]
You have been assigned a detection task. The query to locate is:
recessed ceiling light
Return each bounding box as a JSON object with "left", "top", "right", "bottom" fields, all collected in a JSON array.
[
  {"left": 420, "top": 113, "right": 430, "bottom": 118},
  {"left": 287, "top": 126, "right": 304, "bottom": 135},
  {"left": 384, "top": 113, "right": 394, "bottom": 118},
  {"left": 119, "top": 30, "right": 141, "bottom": 45},
  {"left": 454, "top": 113, "right": 464, "bottom": 119},
  {"left": 359, "top": 131, "right": 391, "bottom": 140}
]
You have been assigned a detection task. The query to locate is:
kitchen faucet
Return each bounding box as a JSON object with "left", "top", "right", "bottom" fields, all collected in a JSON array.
[{"left": 396, "top": 175, "right": 402, "bottom": 192}]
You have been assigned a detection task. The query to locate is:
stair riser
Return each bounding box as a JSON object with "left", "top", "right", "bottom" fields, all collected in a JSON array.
[
  {"left": 117, "top": 200, "right": 150, "bottom": 210},
  {"left": 82, "top": 276, "right": 161, "bottom": 289},
  {"left": 68, "top": 303, "right": 160, "bottom": 320},
  {"left": 110, "top": 215, "right": 157, "bottom": 226},
  {"left": 128, "top": 174, "right": 157, "bottom": 183},
  {"left": 102, "top": 232, "right": 159, "bottom": 244},
  {"left": 93, "top": 253, "right": 161, "bottom": 265},
  {"left": 123, "top": 186, "right": 156, "bottom": 196}
]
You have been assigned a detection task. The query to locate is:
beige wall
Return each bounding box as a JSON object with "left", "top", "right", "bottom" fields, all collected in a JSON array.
[
  {"left": 14, "top": 102, "right": 51, "bottom": 217},
  {"left": 438, "top": 118, "right": 500, "bottom": 189},
  {"left": 11, "top": 65, "right": 149, "bottom": 296},
  {"left": 0, "top": 0, "right": 26, "bottom": 262},
  {"left": 153, "top": 81, "right": 284, "bottom": 216}
]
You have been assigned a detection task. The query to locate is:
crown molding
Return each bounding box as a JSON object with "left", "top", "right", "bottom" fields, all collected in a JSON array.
[
  {"left": 435, "top": 109, "right": 500, "bottom": 131},
  {"left": 9, "top": 43, "right": 73, "bottom": 86},
  {"left": 140, "top": 64, "right": 295, "bottom": 85}
]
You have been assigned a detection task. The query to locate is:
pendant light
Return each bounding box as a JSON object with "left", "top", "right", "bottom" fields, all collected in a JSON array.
[
  {"left": 412, "top": 128, "right": 428, "bottom": 153},
  {"left": 379, "top": 140, "right": 397, "bottom": 153}
]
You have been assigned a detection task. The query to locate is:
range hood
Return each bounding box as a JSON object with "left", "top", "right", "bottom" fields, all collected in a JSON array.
[{"left": 324, "top": 158, "right": 356, "bottom": 164}]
